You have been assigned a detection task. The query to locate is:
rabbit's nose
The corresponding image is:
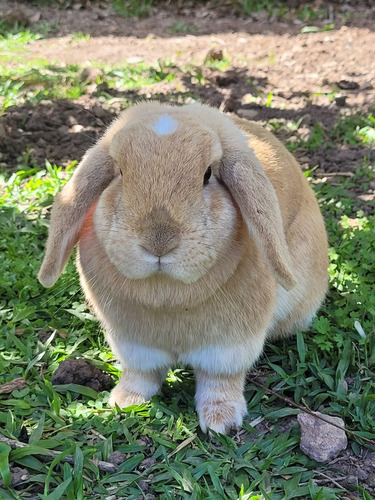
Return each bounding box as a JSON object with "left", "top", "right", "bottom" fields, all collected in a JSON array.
[{"left": 140, "top": 225, "right": 180, "bottom": 258}]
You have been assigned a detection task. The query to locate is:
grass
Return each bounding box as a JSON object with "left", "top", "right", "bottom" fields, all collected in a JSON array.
[
  {"left": 1, "top": 22, "right": 375, "bottom": 500},
  {"left": 0, "top": 60, "right": 178, "bottom": 113},
  {"left": 0, "top": 0, "right": 350, "bottom": 23},
  {"left": 112, "top": 0, "right": 154, "bottom": 18},
  {"left": 1, "top": 140, "right": 374, "bottom": 499},
  {"left": 281, "top": 113, "right": 375, "bottom": 153}
]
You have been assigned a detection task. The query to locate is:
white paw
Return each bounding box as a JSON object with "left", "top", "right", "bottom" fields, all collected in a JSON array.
[
  {"left": 108, "top": 385, "right": 147, "bottom": 409},
  {"left": 197, "top": 398, "right": 247, "bottom": 434}
]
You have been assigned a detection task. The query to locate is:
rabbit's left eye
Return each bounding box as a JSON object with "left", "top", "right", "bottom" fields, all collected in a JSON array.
[{"left": 203, "top": 167, "right": 212, "bottom": 186}]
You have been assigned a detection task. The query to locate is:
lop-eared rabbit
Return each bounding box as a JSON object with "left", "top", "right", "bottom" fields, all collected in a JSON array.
[{"left": 39, "top": 102, "right": 328, "bottom": 433}]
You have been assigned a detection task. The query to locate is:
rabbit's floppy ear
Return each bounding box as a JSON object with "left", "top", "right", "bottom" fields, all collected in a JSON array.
[
  {"left": 220, "top": 150, "right": 297, "bottom": 291},
  {"left": 38, "top": 145, "right": 115, "bottom": 287}
]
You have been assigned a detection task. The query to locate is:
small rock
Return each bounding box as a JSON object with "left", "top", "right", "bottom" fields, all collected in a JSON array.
[
  {"left": 0, "top": 467, "right": 29, "bottom": 487},
  {"left": 80, "top": 67, "right": 103, "bottom": 83},
  {"left": 108, "top": 451, "right": 126, "bottom": 466},
  {"left": 71, "top": 124, "right": 84, "bottom": 133},
  {"left": 138, "top": 480, "right": 149, "bottom": 492},
  {"left": 37, "top": 137, "right": 47, "bottom": 147},
  {"left": 346, "top": 475, "right": 358, "bottom": 485},
  {"left": 66, "top": 115, "right": 77, "bottom": 126},
  {"left": 11, "top": 467, "right": 29, "bottom": 486},
  {"left": 357, "top": 469, "right": 368, "bottom": 481},
  {"left": 335, "top": 95, "right": 347, "bottom": 107},
  {"left": 139, "top": 457, "right": 155, "bottom": 470},
  {"left": 97, "top": 10, "right": 110, "bottom": 20},
  {"left": 337, "top": 80, "right": 359, "bottom": 90},
  {"left": 136, "top": 436, "right": 153, "bottom": 447},
  {"left": 361, "top": 81, "right": 374, "bottom": 90},
  {"left": 237, "top": 108, "right": 258, "bottom": 120},
  {"left": 220, "top": 97, "right": 235, "bottom": 113},
  {"left": 298, "top": 411, "right": 347, "bottom": 463},
  {"left": 205, "top": 47, "right": 224, "bottom": 62},
  {"left": 91, "top": 105, "right": 111, "bottom": 121}
]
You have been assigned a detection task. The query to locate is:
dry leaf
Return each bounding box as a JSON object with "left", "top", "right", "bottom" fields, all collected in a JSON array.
[
  {"left": 0, "top": 378, "right": 26, "bottom": 394},
  {"left": 57, "top": 331, "right": 68, "bottom": 339}
]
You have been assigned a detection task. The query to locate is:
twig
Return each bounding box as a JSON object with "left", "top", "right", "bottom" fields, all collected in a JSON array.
[
  {"left": 0, "top": 435, "right": 118, "bottom": 474},
  {"left": 314, "top": 470, "right": 357, "bottom": 499},
  {"left": 315, "top": 172, "right": 355, "bottom": 177},
  {"left": 249, "top": 378, "right": 375, "bottom": 449},
  {"left": 168, "top": 433, "right": 197, "bottom": 458}
]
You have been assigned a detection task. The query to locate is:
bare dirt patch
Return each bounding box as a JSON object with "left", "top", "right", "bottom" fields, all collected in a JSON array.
[{"left": 1, "top": 2, "right": 374, "bottom": 184}]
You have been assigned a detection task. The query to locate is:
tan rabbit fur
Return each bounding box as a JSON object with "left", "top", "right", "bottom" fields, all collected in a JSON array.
[{"left": 39, "top": 102, "right": 328, "bottom": 433}]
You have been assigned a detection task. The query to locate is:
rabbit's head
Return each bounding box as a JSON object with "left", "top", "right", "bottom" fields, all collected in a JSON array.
[{"left": 38, "top": 102, "right": 296, "bottom": 292}]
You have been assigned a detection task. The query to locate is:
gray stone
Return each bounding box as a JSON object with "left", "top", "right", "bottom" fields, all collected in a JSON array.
[
  {"left": 297, "top": 411, "right": 347, "bottom": 463},
  {"left": 108, "top": 451, "right": 126, "bottom": 466},
  {"left": 236, "top": 108, "right": 258, "bottom": 120},
  {"left": 80, "top": 67, "right": 103, "bottom": 83},
  {"left": 346, "top": 475, "right": 358, "bottom": 484}
]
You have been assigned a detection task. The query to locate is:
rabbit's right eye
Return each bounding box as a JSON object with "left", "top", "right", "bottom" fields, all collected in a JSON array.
[
  {"left": 119, "top": 170, "right": 123, "bottom": 177},
  {"left": 203, "top": 166, "right": 212, "bottom": 186}
]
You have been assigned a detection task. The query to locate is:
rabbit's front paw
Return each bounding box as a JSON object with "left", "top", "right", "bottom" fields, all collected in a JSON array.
[
  {"left": 108, "top": 369, "right": 163, "bottom": 409},
  {"left": 197, "top": 398, "right": 247, "bottom": 434},
  {"left": 108, "top": 385, "right": 147, "bottom": 408}
]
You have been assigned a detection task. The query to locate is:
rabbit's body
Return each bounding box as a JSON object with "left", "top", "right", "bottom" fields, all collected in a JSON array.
[{"left": 39, "top": 102, "right": 328, "bottom": 433}]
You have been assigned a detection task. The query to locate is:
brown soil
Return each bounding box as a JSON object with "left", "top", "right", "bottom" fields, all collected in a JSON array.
[
  {"left": 0, "top": 0, "right": 374, "bottom": 184},
  {"left": 52, "top": 358, "right": 113, "bottom": 391}
]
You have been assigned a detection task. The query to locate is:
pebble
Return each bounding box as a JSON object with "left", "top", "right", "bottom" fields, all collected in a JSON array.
[
  {"left": 139, "top": 458, "right": 156, "bottom": 470},
  {"left": 236, "top": 108, "right": 259, "bottom": 120},
  {"left": 346, "top": 475, "right": 358, "bottom": 484},
  {"left": 220, "top": 97, "right": 235, "bottom": 112},
  {"left": 138, "top": 480, "right": 149, "bottom": 492},
  {"left": 108, "top": 451, "right": 126, "bottom": 466},
  {"left": 80, "top": 67, "right": 104, "bottom": 83},
  {"left": 298, "top": 411, "right": 347, "bottom": 463},
  {"left": 71, "top": 124, "right": 84, "bottom": 133},
  {"left": 205, "top": 47, "right": 224, "bottom": 62}
]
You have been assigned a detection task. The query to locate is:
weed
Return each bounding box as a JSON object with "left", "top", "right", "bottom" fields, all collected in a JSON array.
[
  {"left": 168, "top": 22, "right": 199, "bottom": 34},
  {"left": 71, "top": 32, "right": 91, "bottom": 42},
  {"left": 0, "top": 59, "right": 178, "bottom": 112},
  {"left": 204, "top": 56, "right": 231, "bottom": 72},
  {"left": 113, "top": 0, "right": 153, "bottom": 18},
  {"left": 240, "top": 0, "right": 279, "bottom": 15}
]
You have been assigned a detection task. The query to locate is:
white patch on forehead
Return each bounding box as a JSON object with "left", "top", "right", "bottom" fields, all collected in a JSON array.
[{"left": 152, "top": 114, "right": 178, "bottom": 136}]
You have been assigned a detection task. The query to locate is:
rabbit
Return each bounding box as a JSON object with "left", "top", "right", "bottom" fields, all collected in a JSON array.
[{"left": 39, "top": 101, "right": 328, "bottom": 434}]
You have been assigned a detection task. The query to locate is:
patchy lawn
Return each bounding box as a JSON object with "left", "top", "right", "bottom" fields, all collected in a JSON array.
[{"left": 0, "top": 1, "right": 374, "bottom": 498}]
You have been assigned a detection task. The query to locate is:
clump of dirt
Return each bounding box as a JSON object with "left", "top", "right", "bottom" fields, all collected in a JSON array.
[{"left": 52, "top": 358, "right": 112, "bottom": 392}]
